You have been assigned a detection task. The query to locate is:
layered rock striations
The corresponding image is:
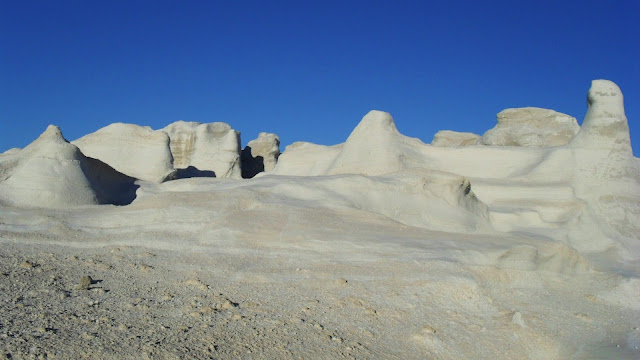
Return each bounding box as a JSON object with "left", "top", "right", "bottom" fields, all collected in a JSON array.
[
  {"left": 162, "top": 121, "right": 242, "bottom": 179},
  {"left": 2, "top": 79, "right": 638, "bottom": 258}
]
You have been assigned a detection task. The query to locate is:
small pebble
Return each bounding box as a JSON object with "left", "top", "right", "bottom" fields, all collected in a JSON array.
[{"left": 77, "top": 276, "right": 93, "bottom": 290}]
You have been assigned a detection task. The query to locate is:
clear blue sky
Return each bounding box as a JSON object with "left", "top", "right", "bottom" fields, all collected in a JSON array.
[{"left": 2, "top": 1, "right": 639, "bottom": 155}]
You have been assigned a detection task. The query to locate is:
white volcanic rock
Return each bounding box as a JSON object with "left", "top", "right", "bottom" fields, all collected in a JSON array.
[
  {"left": 568, "top": 80, "right": 640, "bottom": 245},
  {"left": 571, "top": 80, "right": 632, "bottom": 153},
  {"left": 492, "top": 80, "right": 640, "bottom": 253},
  {"left": 270, "top": 142, "right": 343, "bottom": 176},
  {"left": 241, "top": 132, "right": 280, "bottom": 178},
  {"left": 431, "top": 130, "right": 480, "bottom": 146},
  {"left": 255, "top": 168, "right": 490, "bottom": 233},
  {"left": 162, "top": 121, "right": 242, "bottom": 179},
  {"left": 269, "top": 81, "right": 639, "bottom": 257},
  {"left": 73, "top": 123, "right": 175, "bottom": 183},
  {"left": 479, "top": 107, "right": 579, "bottom": 147},
  {"left": 1, "top": 148, "right": 21, "bottom": 155},
  {"left": 327, "top": 110, "right": 427, "bottom": 176},
  {"left": 0, "top": 125, "right": 136, "bottom": 208}
]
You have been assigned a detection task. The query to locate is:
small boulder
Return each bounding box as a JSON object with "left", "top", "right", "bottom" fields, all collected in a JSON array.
[{"left": 241, "top": 132, "right": 280, "bottom": 178}]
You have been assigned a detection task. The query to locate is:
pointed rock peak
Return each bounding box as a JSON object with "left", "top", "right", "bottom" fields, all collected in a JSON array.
[
  {"left": 39, "top": 125, "right": 68, "bottom": 142},
  {"left": 360, "top": 110, "right": 397, "bottom": 130},
  {"left": 347, "top": 110, "right": 399, "bottom": 141}
]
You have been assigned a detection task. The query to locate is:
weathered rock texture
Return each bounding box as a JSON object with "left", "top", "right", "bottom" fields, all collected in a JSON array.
[
  {"left": 73, "top": 123, "right": 175, "bottom": 183},
  {"left": 326, "top": 110, "right": 426, "bottom": 176},
  {"left": 431, "top": 130, "right": 480, "bottom": 146},
  {"left": 0, "top": 126, "right": 136, "bottom": 207},
  {"left": 479, "top": 107, "right": 580, "bottom": 147},
  {"left": 162, "top": 121, "right": 242, "bottom": 179},
  {"left": 241, "top": 132, "right": 280, "bottom": 178}
]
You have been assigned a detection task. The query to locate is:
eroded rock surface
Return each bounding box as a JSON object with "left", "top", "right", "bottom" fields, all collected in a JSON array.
[
  {"left": 162, "top": 121, "right": 242, "bottom": 179},
  {"left": 0, "top": 125, "right": 136, "bottom": 207},
  {"left": 73, "top": 123, "right": 175, "bottom": 183},
  {"left": 431, "top": 130, "right": 480, "bottom": 146},
  {"left": 241, "top": 132, "right": 280, "bottom": 178},
  {"left": 479, "top": 107, "right": 579, "bottom": 147}
]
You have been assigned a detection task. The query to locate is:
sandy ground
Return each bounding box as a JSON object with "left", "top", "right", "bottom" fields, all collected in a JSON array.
[{"left": 1, "top": 177, "right": 639, "bottom": 359}]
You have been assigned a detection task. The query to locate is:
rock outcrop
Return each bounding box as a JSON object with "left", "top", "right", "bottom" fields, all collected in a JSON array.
[
  {"left": 241, "top": 132, "right": 280, "bottom": 178},
  {"left": 570, "top": 80, "right": 633, "bottom": 154},
  {"left": 431, "top": 130, "right": 480, "bottom": 146},
  {"left": 479, "top": 107, "right": 579, "bottom": 147},
  {"left": 73, "top": 123, "right": 175, "bottom": 183},
  {"left": 0, "top": 126, "right": 137, "bottom": 208},
  {"left": 327, "top": 110, "right": 426, "bottom": 176},
  {"left": 569, "top": 80, "right": 640, "bottom": 242},
  {"left": 162, "top": 121, "right": 242, "bottom": 179}
]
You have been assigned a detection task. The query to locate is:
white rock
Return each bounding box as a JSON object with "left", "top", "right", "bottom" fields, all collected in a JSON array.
[
  {"left": 568, "top": 80, "right": 640, "bottom": 246},
  {"left": 0, "top": 125, "right": 136, "bottom": 208},
  {"left": 570, "top": 80, "right": 632, "bottom": 154},
  {"left": 73, "top": 123, "right": 175, "bottom": 183},
  {"left": 1, "top": 148, "right": 21, "bottom": 155},
  {"left": 270, "top": 142, "right": 343, "bottom": 176},
  {"left": 327, "top": 110, "right": 426, "bottom": 176},
  {"left": 162, "top": 121, "right": 242, "bottom": 179},
  {"left": 431, "top": 130, "right": 480, "bottom": 146},
  {"left": 241, "top": 132, "right": 280, "bottom": 178},
  {"left": 479, "top": 107, "right": 579, "bottom": 147}
]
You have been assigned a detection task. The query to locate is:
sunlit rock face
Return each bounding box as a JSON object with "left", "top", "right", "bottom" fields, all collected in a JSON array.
[
  {"left": 0, "top": 125, "right": 136, "bottom": 207},
  {"left": 73, "top": 123, "right": 175, "bottom": 183},
  {"left": 479, "top": 107, "right": 580, "bottom": 147},
  {"left": 571, "top": 80, "right": 632, "bottom": 154},
  {"left": 568, "top": 80, "right": 640, "bottom": 242},
  {"left": 162, "top": 121, "right": 242, "bottom": 179},
  {"left": 241, "top": 132, "right": 280, "bottom": 178},
  {"left": 431, "top": 130, "right": 480, "bottom": 146},
  {"left": 327, "top": 110, "right": 427, "bottom": 176}
]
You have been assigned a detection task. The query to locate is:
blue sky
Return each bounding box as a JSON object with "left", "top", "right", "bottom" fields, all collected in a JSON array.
[{"left": 1, "top": 1, "right": 639, "bottom": 155}]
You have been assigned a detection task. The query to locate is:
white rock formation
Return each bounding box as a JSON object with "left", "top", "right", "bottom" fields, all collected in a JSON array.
[
  {"left": 162, "top": 121, "right": 242, "bottom": 179},
  {"left": 570, "top": 80, "right": 633, "bottom": 153},
  {"left": 0, "top": 125, "right": 136, "bottom": 208},
  {"left": 73, "top": 123, "right": 175, "bottom": 183},
  {"left": 479, "top": 107, "right": 579, "bottom": 147},
  {"left": 326, "top": 110, "right": 427, "bottom": 176},
  {"left": 270, "top": 142, "right": 343, "bottom": 176},
  {"left": 1, "top": 148, "right": 21, "bottom": 155},
  {"left": 271, "top": 80, "right": 639, "bottom": 257},
  {"left": 253, "top": 168, "right": 491, "bottom": 233},
  {"left": 568, "top": 80, "right": 640, "bottom": 243},
  {"left": 431, "top": 130, "right": 480, "bottom": 146},
  {"left": 241, "top": 132, "right": 280, "bottom": 178}
]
